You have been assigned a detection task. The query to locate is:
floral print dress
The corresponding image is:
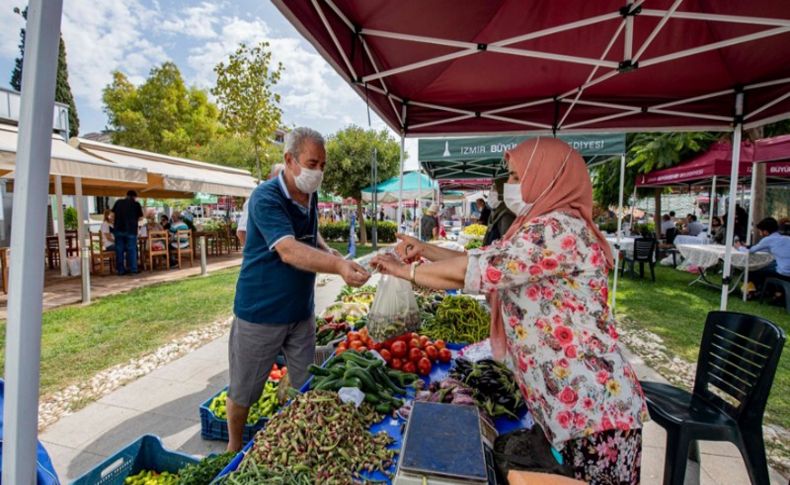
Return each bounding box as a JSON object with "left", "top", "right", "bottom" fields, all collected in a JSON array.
[{"left": 465, "top": 211, "right": 648, "bottom": 484}]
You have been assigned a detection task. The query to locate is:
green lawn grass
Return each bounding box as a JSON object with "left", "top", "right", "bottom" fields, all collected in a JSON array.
[
  {"left": 612, "top": 265, "right": 789, "bottom": 429},
  {"left": 327, "top": 241, "right": 376, "bottom": 258},
  {"left": 0, "top": 267, "right": 241, "bottom": 397}
]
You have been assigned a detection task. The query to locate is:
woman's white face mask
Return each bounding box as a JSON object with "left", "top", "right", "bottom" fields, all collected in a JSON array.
[{"left": 503, "top": 138, "right": 572, "bottom": 218}]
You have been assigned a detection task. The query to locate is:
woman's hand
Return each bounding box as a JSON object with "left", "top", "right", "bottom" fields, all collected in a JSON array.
[
  {"left": 371, "top": 253, "right": 409, "bottom": 279},
  {"left": 394, "top": 233, "right": 424, "bottom": 262}
]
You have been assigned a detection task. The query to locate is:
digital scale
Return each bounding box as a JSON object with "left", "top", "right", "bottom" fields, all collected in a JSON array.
[{"left": 394, "top": 401, "right": 498, "bottom": 485}]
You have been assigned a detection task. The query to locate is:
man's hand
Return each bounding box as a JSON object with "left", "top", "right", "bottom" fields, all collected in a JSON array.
[
  {"left": 338, "top": 260, "right": 370, "bottom": 287},
  {"left": 394, "top": 233, "right": 424, "bottom": 263}
]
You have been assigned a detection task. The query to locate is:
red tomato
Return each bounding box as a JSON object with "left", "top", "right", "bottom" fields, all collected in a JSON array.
[
  {"left": 358, "top": 346, "right": 368, "bottom": 353},
  {"left": 425, "top": 345, "right": 438, "bottom": 361},
  {"left": 335, "top": 347, "right": 346, "bottom": 356},
  {"left": 397, "top": 333, "right": 412, "bottom": 344},
  {"left": 370, "top": 342, "right": 382, "bottom": 352},
  {"left": 409, "top": 347, "right": 423, "bottom": 363},
  {"left": 434, "top": 339, "right": 446, "bottom": 350},
  {"left": 270, "top": 370, "right": 282, "bottom": 380},
  {"left": 402, "top": 362, "right": 417, "bottom": 374},
  {"left": 350, "top": 340, "right": 364, "bottom": 351},
  {"left": 390, "top": 358, "right": 403, "bottom": 370},
  {"left": 272, "top": 363, "right": 279, "bottom": 371},
  {"left": 379, "top": 349, "right": 392, "bottom": 363},
  {"left": 419, "top": 335, "right": 431, "bottom": 348},
  {"left": 417, "top": 357, "right": 432, "bottom": 376},
  {"left": 438, "top": 348, "right": 452, "bottom": 363},
  {"left": 281, "top": 367, "right": 288, "bottom": 376},
  {"left": 409, "top": 338, "right": 422, "bottom": 350},
  {"left": 347, "top": 331, "right": 361, "bottom": 342},
  {"left": 391, "top": 341, "right": 407, "bottom": 359}
]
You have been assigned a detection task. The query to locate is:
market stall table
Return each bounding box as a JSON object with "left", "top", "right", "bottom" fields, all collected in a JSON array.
[
  {"left": 674, "top": 234, "right": 710, "bottom": 246},
  {"left": 606, "top": 236, "right": 635, "bottom": 259},
  {"left": 676, "top": 244, "right": 775, "bottom": 292}
]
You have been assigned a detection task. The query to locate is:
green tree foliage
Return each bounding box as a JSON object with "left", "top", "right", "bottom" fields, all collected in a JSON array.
[
  {"left": 102, "top": 62, "right": 221, "bottom": 156},
  {"left": 591, "top": 132, "right": 718, "bottom": 207},
  {"left": 324, "top": 126, "right": 402, "bottom": 243},
  {"left": 211, "top": 42, "right": 283, "bottom": 180},
  {"left": 11, "top": 7, "right": 79, "bottom": 137},
  {"left": 63, "top": 206, "right": 78, "bottom": 230},
  {"left": 190, "top": 135, "right": 283, "bottom": 175}
]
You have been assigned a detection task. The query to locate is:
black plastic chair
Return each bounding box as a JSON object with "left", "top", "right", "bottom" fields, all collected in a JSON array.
[
  {"left": 666, "top": 227, "right": 678, "bottom": 245},
  {"left": 621, "top": 237, "right": 657, "bottom": 281},
  {"left": 641, "top": 311, "right": 786, "bottom": 485},
  {"left": 760, "top": 277, "right": 790, "bottom": 314}
]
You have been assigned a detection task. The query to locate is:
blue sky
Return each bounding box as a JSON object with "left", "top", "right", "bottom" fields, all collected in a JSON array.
[{"left": 0, "top": 0, "right": 418, "bottom": 168}]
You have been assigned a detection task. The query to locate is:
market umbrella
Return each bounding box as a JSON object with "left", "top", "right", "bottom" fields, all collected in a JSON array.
[{"left": 361, "top": 171, "right": 438, "bottom": 203}]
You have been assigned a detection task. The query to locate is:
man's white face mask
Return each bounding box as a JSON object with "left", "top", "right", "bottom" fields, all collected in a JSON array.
[{"left": 293, "top": 163, "right": 323, "bottom": 194}]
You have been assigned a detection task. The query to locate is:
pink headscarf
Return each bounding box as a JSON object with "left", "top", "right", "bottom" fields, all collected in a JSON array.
[{"left": 488, "top": 137, "right": 613, "bottom": 359}]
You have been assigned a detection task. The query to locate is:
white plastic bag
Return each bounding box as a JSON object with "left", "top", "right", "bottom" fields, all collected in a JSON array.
[
  {"left": 338, "top": 387, "right": 365, "bottom": 408},
  {"left": 368, "top": 275, "right": 421, "bottom": 341}
]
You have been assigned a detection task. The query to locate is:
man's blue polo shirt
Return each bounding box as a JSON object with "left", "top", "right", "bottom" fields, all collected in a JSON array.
[{"left": 234, "top": 174, "right": 318, "bottom": 324}]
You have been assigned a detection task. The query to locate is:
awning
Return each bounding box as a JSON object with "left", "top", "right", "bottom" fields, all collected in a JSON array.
[
  {"left": 75, "top": 138, "right": 257, "bottom": 198},
  {"left": 419, "top": 133, "right": 626, "bottom": 179},
  {"left": 0, "top": 124, "right": 148, "bottom": 195},
  {"left": 636, "top": 139, "right": 790, "bottom": 187},
  {"left": 274, "top": 1, "right": 790, "bottom": 136},
  {"left": 362, "top": 171, "right": 437, "bottom": 202}
]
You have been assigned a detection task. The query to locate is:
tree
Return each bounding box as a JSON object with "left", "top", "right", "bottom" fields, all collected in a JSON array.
[
  {"left": 102, "top": 62, "right": 221, "bottom": 156},
  {"left": 212, "top": 42, "right": 283, "bottom": 180},
  {"left": 324, "top": 126, "right": 402, "bottom": 244},
  {"left": 11, "top": 6, "right": 79, "bottom": 137},
  {"left": 190, "top": 134, "right": 283, "bottom": 175}
]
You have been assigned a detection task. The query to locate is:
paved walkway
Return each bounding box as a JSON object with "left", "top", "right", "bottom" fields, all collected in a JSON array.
[
  {"left": 39, "top": 275, "right": 786, "bottom": 483},
  {"left": 0, "top": 254, "right": 242, "bottom": 320}
]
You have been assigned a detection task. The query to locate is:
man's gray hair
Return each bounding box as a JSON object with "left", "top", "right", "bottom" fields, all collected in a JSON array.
[{"left": 284, "top": 127, "right": 324, "bottom": 159}]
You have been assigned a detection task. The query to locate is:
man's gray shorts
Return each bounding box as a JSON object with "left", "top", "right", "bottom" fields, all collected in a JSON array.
[{"left": 228, "top": 315, "right": 315, "bottom": 407}]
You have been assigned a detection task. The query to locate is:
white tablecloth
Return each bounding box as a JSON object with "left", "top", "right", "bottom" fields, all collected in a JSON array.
[
  {"left": 606, "top": 237, "right": 635, "bottom": 258},
  {"left": 675, "top": 244, "right": 775, "bottom": 271},
  {"left": 674, "top": 235, "right": 709, "bottom": 246}
]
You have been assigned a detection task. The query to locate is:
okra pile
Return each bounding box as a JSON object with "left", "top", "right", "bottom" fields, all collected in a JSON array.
[
  {"left": 221, "top": 391, "right": 395, "bottom": 484},
  {"left": 309, "top": 350, "right": 419, "bottom": 414},
  {"left": 421, "top": 295, "right": 490, "bottom": 343}
]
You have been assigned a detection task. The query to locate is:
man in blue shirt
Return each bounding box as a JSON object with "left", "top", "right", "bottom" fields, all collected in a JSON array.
[
  {"left": 226, "top": 127, "right": 370, "bottom": 451},
  {"left": 737, "top": 217, "right": 790, "bottom": 294}
]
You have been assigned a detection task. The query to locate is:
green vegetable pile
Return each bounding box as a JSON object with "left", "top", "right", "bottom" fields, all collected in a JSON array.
[
  {"left": 208, "top": 381, "right": 280, "bottom": 424},
  {"left": 421, "top": 295, "right": 490, "bottom": 343},
  {"left": 465, "top": 239, "right": 483, "bottom": 250},
  {"left": 309, "top": 351, "right": 418, "bottom": 414},
  {"left": 219, "top": 390, "right": 395, "bottom": 484},
  {"left": 175, "top": 452, "right": 236, "bottom": 485},
  {"left": 124, "top": 470, "right": 178, "bottom": 484}
]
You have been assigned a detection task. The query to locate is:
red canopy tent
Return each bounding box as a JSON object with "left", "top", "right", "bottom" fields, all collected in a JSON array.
[{"left": 438, "top": 178, "right": 492, "bottom": 191}]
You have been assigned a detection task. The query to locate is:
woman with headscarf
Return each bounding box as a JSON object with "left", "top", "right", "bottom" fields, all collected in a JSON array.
[
  {"left": 372, "top": 138, "right": 647, "bottom": 484},
  {"left": 483, "top": 176, "right": 517, "bottom": 246}
]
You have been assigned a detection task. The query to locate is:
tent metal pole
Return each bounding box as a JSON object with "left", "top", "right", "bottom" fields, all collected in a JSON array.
[
  {"left": 55, "top": 175, "right": 68, "bottom": 277},
  {"left": 397, "top": 135, "right": 406, "bottom": 230},
  {"left": 640, "top": 9, "right": 790, "bottom": 27},
  {"left": 720, "top": 92, "right": 744, "bottom": 310},
  {"left": 708, "top": 175, "right": 717, "bottom": 223},
  {"left": 629, "top": 185, "right": 637, "bottom": 233},
  {"left": 417, "top": 168, "right": 422, "bottom": 239},
  {"left": 611, "top": 154, "right": 626, "bottom": 314},
  {"left": 74, "top": 177, "right": 90, "bottom": 304},
  {"left": 2, "top": 1, "right": 62, "bottom": 483},
  {"left": 742, "top": 161, "right": 759, "bottom": 301}
]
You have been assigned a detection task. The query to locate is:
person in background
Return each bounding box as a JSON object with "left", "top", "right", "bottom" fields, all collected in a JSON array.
[
  {"left": 111, "top": 190, "right": 144, "bottom": 275},
  {"left": 100, "top": 209, "right": 115, "bottom": 252},
  {"left": 476, "top": 198, "right": 492, "bottom": 225},
  {"left": 379, "top": 208, "right": 385, "bottom": 221},
  {"left": 419, "top": 204, "right": 439, "bottom": 242},
  {"left": 736, "top": 217, "right": 790, "bottom": 295},
  {"left": 723, "top": 205, "right": 748, "bottom": 242},
  {"left": 168, "top": 211, "right": 190, "bottom": 268},
  {"left": 709, "top": 216, "right": 725, "bottom": 244},
  {"left": 780, "top": 217, "right": 790, "bottom": 236},
  {"left": 237, "top": 163, "right": 285, "bottom": 246},
  {"left": 683, "top": 214, "right": 704, "bottom": 236},
  {"left": 227, "top": 127, "right": 370, "bottom": 452},
  {"left": 660, "top": 214, "right": 676, "bottom": 236},
  {"left": 669, "top": 211, "right": 677, "bottom": 222},
  {"left": 159, "top": 214, "right": 171, "bottom": 231},
  {"left": 372, "top": 138, "right": 646, "bottom": 484},
  {"left": 483, "top": 177, "right": 516, "bottom": 246}
]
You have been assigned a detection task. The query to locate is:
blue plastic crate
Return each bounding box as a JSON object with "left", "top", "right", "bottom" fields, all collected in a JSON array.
[
  {"left": 199, "top": 386, "right": 268, "bottom": 442},
  {"left": 70, "top": 435, "right": 197, "bottom": 485}
]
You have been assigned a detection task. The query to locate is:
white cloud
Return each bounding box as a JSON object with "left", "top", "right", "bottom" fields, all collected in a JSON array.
[
  {"left": 159, "top": 2, "right": 220, "bottom": 39},
  {"left": 59, "top": 0, "right": 169, "bottom": 110},
  {"left": 0, "top": 6, "right": 25, "bottom": 60}
]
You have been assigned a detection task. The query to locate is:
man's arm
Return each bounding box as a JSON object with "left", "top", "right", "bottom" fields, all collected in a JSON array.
[{"left": 275, "top": 238, "right": 368, "bottom": 285}]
